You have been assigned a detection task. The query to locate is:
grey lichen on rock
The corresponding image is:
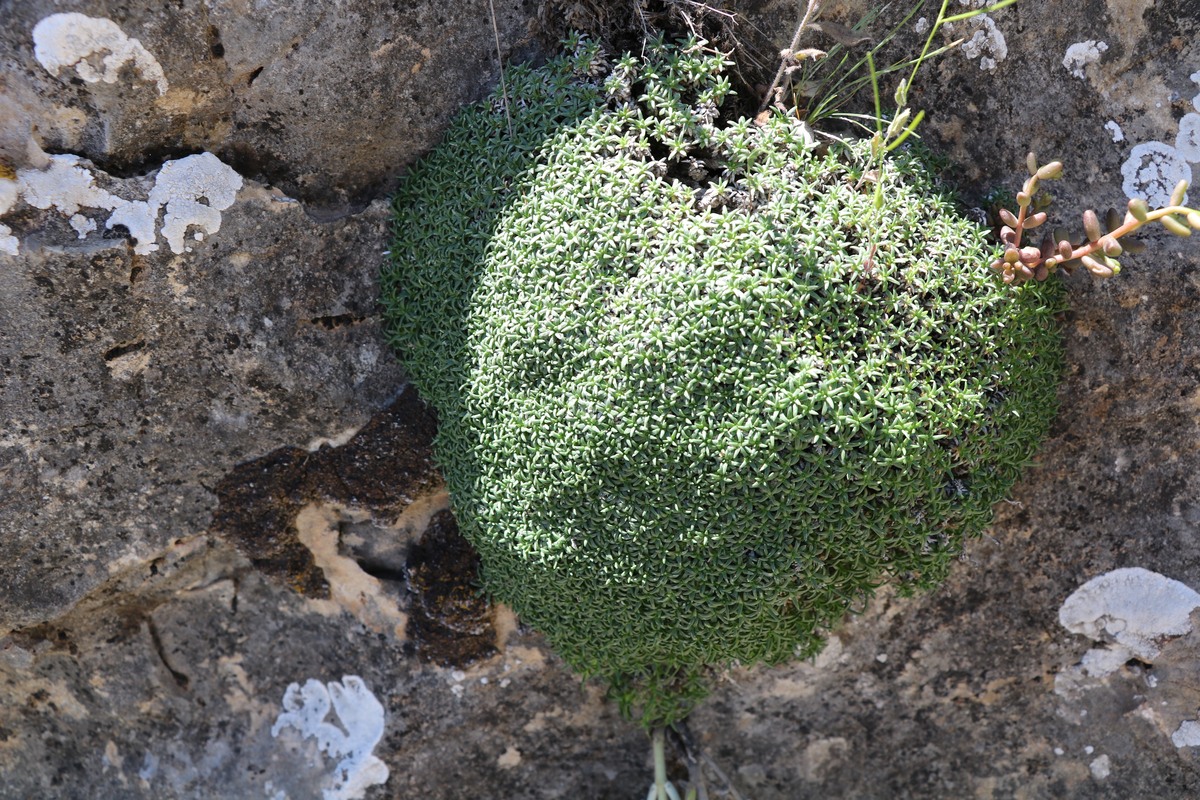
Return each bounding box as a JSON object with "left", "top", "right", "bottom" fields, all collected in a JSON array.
[
  {"left": 1, "top": 0, "right": 547, "bottom": 212},
  {"left": 383, "top": 34, "right": 1065, "bottom": 725}
]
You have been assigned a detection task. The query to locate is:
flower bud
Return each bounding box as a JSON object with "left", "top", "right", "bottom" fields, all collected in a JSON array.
[
  {"left": 886, "top": 109, "right": 912, "bottom": 138},
  {"left": 1004, "top": 246, "right": 1020, "bottom": 264},
  {"left": 1128, "top": 198, "right": 1149, "bottom": 221}
]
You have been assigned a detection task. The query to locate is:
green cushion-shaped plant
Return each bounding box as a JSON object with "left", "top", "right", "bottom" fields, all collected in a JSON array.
[{"left": 382, "top": 35, "right": 1064, "bottom": 727}]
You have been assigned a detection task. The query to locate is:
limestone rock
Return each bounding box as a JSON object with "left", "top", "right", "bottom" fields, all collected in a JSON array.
[
  {"left": 0, "top": 0, "right": 544, "bottom": 213},
  {"left": 3, "top": 0, "right": 1200, "bottom": 797}
]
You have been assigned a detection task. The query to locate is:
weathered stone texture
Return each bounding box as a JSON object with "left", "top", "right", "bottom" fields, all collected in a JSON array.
[
  {"left": 3, "top": 0, "right": 1200, "bottom": 797},
  {"left": 1, "top": 180, "right": 406, "bottom": 632},
  {"left": 0, "top": 0, "right": 542, "bottom": 213}
]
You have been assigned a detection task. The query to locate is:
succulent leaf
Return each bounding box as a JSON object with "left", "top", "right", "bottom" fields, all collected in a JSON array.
[
  {"left": 1162, "top": 215, "right": 1192, "bottom": 237},
  {"left": 1082, "top": 209, "right": 1102, "bottom": 243},
  {"left": 1171, "top": 179, "right": 1189, "bottom": 207}
]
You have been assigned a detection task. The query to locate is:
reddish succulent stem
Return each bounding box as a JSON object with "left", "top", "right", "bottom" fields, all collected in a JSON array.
[
  {"left": 994, "top": 154, "right": 1200, "bottom": 284},
  {"left": 1065, "top": 206, "right": 1194, "bottom": 260}
]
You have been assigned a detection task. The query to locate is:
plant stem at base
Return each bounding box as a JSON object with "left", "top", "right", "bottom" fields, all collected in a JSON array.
[{"left": 654, "top": 726, "right": 669, "bottom": 800}]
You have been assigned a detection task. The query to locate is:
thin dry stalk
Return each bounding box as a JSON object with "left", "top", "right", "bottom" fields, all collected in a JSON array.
[
  {"left": 488, "top": 0, "right": 514, "bottom": 137},
  {"left": 758, "top": 0, "right": 822, "bottom": 113}
]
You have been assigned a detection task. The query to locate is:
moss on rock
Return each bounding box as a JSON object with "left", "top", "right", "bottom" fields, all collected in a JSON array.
[{"left": 382, "top": 36, "right": 1064, "bottom": 725}]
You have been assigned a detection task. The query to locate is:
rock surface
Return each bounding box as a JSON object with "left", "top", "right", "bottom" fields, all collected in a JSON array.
[
  {"left": 0, "top": 0, "right": 542, "bottom": 214},
  {"left": 2, "top": 0, "right": 1200, "bottom": 798}
]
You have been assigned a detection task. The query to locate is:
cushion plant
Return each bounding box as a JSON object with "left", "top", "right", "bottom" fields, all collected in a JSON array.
[{"left": 381, "top": 34, "right": 1064, "bottom": 728}]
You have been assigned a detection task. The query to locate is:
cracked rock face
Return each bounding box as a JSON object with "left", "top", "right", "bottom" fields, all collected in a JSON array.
[
  {"left": 0, "top": 159, "right": 406, "bottom": 632},
  {"left": 3, "top": 0, "right": 1200, "bottom": 798},
  {"left": 0, "top": 0, "right": 543, "bottom": 213}
]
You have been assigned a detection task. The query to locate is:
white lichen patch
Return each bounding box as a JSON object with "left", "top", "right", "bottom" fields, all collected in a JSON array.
[
  {"left": 3, "top": 152, "right": 242, "bottom": 255},
  {"left": 1175, "top": 114, "right": 1200, "bottom": 162},
  {"left": 1118, "top": 68, "right": 1200, "bottom": 207},
  {"left": 2, "top": 16, "right": 207, "bottom": 256},
  {"left": 1105, "top": 121, "right": 1125, "bottom": 143},
  {"left": 0, "top": 178, "right": 18, "bottom": 255},
  {"left": 1060, "top": 567, "right": 1200, "bottom": 661},
  {"left": 69, "top": 213, "right": 97, "bottom": 239},
  {"left": 17, "top": 154, "right": 121, "bottom": 217},
  {"left": 271, "top": 676, "right": 389, "bottom": 800},
  {"left": 960, "top": 15, "right": 1006, "bottom": 71},
  {"left": 33, "top": 13, "right": 168, "bottom": 94},
  {"left": 304, "top": 426, "right": 363, "bottom": 452},
  {"left": 106, "top": 200, "right": 158, "bottom": 253},
  {"left": 1063, "top": 41, "right": 1108, "bottom": 80},
  {"left": 1173, "top": 720, "right": 1200, "bottom": 748},
  {"left": 1074, "top": 644, "right": 1130, "bottom": 680},
  {"left": 145, "top": 153, "right": 243, "bottom": 254},
  {"left": 1057, "top": 568, "right": 1200, "bottom": 697},
  {"left": 1121, "top": 142, "right": 1193, "bottom": 207}
]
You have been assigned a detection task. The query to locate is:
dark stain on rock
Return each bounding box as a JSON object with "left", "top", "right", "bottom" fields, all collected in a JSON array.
[
  {"left": 102, "top": 339, "right": 146, "bottom": 362},
  {"left": 405, "top": 509, "right": 496, "bottom": 666},
  {"left": 307, "top": 312, "right": 367, "bottom": 330},
  {"left": 210, "top": 385, "right": 442, "bottom": 598},
  {"left": 210, "top": 385, "right": 497, "bottom": 665},
  {"left": 211, "top": 446, "right": 330, "bottom": 596},
  {"left": 7, "top": 623, "right": 77, "bottom": 655}
]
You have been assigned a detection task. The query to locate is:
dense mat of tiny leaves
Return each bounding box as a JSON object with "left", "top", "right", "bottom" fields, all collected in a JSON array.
[{"left": 383, "top": 37, "right": 1064, "bottom": 723}]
